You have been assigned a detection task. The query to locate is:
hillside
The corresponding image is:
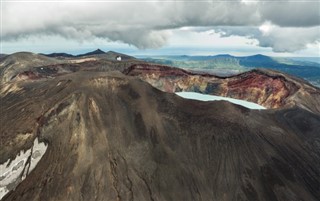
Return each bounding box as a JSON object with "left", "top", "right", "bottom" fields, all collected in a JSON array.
[
  {"left": 1, "top": 51, "right": 320, "bottom": 201},
  {"left": 0, "top": 50, "right": 140, "bottom": 84}
]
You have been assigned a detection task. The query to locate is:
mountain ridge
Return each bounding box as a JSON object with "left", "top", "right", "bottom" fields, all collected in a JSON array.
[{"left": 41, "top": 49, "right": 135, "bottom": 59}]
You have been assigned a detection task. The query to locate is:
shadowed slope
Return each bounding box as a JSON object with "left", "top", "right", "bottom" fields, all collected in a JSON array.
[{"left": 1, "top": 71, "right": 320, "bottom": 201}]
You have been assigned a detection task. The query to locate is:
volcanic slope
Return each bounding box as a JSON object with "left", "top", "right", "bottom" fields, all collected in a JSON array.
[
  {"left": 1, "top": 71, "right": 320, "bottom": 201},
  {"left": 0, "top": 51, "right": 142, "bottom": 84}
]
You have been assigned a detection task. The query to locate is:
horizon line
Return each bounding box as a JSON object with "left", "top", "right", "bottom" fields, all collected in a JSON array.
[{"left": 2, "top": 50, "right": 319, "bottom": 58}]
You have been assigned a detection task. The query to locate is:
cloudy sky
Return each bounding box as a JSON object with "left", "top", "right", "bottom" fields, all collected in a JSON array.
[{"left": 1, "top": 0, "right": 320, "bottom": 56}]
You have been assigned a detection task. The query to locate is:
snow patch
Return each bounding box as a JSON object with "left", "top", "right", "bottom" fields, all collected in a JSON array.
[{"left": 0, "top": 138, "right": 47, "bottom": 200}]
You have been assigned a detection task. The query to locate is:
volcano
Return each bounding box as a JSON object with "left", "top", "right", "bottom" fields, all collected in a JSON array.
[{"left": 0, "top": 51, "right": 320, "bottom": 201}]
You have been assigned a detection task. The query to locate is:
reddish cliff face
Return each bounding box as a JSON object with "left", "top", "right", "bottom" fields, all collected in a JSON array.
[
  {"left": 124, "top": 64, "right": 320, "bottom": 112},
  {"left": 225, "top": 72, "right": 297, "bottom": 108}
]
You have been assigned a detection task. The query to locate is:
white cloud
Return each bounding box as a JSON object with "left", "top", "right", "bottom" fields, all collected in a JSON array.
[
  {"left": 2, "top": 0, "right": 320, "bottom": 53},
  {"left": 216, "top": 24, "right": 320, "bottom": 52},
  {"left": 168, "top": 28, "right": 257, "bottom": 48},
  {"left": 259, "top": 21, "right": 275, "bottom": 36}
]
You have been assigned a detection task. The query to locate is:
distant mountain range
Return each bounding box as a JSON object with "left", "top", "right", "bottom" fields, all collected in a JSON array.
[
  {"left": 41, "top": 49, "right": 105, "bottom": 58},
  {"left": 142, "top": 54, "right": 320, "bottom": 87},
  {"left": 0, "top": 54, "right": 7, "bottom": 59},
  {"left": 41, "top": 49, "right": 135, "bottom": 60},
  {"left": 41, "top": 52, "right": 75, "bottom": 58},
  {"left": 142, "top": 54, "right": 320, "bottom": 68}
]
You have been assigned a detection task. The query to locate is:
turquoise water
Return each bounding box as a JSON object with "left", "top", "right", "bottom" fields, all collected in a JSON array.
[{"left": 176, "top": 92, "right": 266, "bottom": 110}]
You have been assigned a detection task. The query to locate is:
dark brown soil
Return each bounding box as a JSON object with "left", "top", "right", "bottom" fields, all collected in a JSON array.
[{"left": 1, "top": 71, "right": 320, "bottom": 201}]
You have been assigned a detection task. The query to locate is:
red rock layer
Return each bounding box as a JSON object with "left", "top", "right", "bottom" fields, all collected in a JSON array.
[{"left": 125, "top": 64, "right": 300, "bottom": 109}]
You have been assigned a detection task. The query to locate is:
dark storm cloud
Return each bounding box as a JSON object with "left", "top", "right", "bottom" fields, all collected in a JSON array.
[
  {"left": 2, "top": 0, "right": 320, "bottom": 52},
  {"left": 259, "top": 1, "right": 320, "bottom": 27}
]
